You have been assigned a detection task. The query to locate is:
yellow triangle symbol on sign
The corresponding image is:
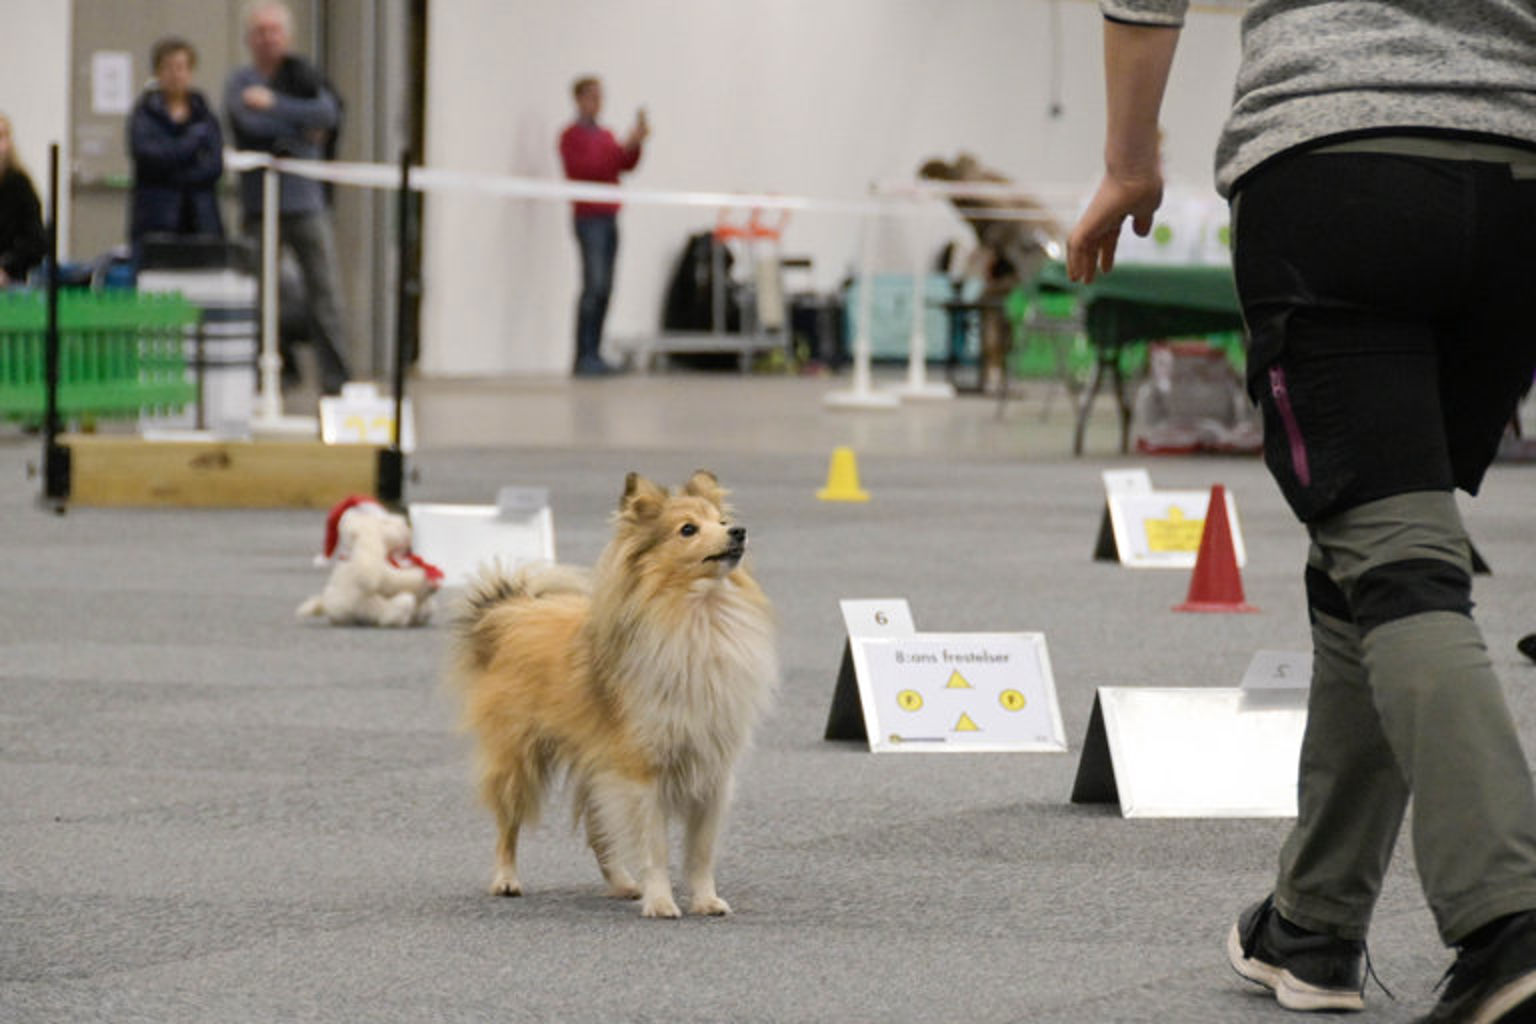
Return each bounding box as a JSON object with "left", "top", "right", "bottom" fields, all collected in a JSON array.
[
  {"left": 945, "top": 671, "right": 973, "bottom": 690},
  {"left": 954, "top": 712, "right": 980, "bottom": 732}
]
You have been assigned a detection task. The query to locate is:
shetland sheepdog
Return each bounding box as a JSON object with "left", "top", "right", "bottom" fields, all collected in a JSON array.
[{"left": 450, "top": 471, "right": 777, "bottom": 918}]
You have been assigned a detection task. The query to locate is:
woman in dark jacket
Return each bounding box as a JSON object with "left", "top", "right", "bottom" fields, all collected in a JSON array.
[
  {"left": 128, "top": 36, "right": 224, "bottom": 260},
  {"left": 0, "top": 111, "right": 45, "bottom": 286}
]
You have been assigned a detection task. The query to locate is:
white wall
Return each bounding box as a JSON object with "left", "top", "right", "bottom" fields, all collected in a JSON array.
[
  {"left": 421, "top": 0, "right": 1241, "bottom": 377},
  {"left": 0, "top": 0, "right": 72, "bottom": 254}
]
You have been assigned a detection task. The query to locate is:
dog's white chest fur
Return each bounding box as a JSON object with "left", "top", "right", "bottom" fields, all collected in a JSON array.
[{"left": 613, "top": 578, "right": 777, "bottom": 799}]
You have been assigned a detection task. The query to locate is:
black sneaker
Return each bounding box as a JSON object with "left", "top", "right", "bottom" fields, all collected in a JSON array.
[
  {"left": 1517, "top": 634, "right": 1536, "bottom": 664},
  {"left": 1228, "top": 894, "right": 1366, "bottom": 1011},
  {"left": 1418, "top": 911, "right": 1536, "bottom": 1024}
]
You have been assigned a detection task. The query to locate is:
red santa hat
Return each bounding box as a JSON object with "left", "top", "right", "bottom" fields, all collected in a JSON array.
[{"left": 319, "top": 494, "right": 388, "bottom": 562}]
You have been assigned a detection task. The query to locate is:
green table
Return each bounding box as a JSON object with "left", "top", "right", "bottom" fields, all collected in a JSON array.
[{"left": 1032, "top": 261, "right": 1243, "bottom": 454}]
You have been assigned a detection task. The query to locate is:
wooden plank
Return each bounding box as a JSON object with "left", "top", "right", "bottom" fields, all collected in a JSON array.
[{"left": 60, "top": 434, "right": 381, "bottom": 508}]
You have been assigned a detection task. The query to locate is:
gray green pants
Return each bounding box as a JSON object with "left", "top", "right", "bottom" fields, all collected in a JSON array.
[{"left": 1274, "top": 491, "right": 1536, "bottom": 946}]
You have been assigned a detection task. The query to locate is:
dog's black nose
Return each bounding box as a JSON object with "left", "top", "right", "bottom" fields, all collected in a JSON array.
[{"left": 729, "top": 526, "right": 746, "bottom": 543}]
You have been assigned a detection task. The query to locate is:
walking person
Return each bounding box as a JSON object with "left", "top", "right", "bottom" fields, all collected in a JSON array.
[
  {"left": 226, "top": 0, "right": 351, "bottom": 395},
  {"left": 1068, "top": 2, "right": 1536, "bottom": 1021},
  {"left": 559, "top": 75, "right": 646, "bottom": 377}
]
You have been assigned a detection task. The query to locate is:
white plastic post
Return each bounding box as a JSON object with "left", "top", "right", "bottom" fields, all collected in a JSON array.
[
  {"left": 824, "top": 210, "right": 899, "bottom": 410},
  {"left": 889, "top": 237, "right": 954, "bottom": 401},
  {"left": 250, "top": 162, "right": 318, "bottom": 436},
  {"left": 256, "top": 165, "right": 282, "bottom": 423}
]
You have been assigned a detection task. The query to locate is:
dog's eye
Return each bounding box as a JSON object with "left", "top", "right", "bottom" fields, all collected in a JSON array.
[{"left": 679, "top": 523, "right": 698, "bottom": 538}]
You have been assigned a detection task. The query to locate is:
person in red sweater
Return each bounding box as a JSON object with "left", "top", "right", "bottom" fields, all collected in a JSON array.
[{"left": 558, "top": 76, "right": 647, "bottom": 376}]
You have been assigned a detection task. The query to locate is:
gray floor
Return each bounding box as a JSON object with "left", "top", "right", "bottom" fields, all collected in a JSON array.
[{"left": 4, "top": 371, "right": 1536, "bottom": 1022}]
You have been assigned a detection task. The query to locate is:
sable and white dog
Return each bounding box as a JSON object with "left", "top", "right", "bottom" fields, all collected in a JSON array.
[{"left": 450, "top": 471, "right": 777, "bottom": 918}]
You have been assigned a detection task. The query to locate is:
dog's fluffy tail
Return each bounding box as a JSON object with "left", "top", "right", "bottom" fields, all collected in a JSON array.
[{"left": 453, "top": 561, "right": 589, "bottom": 674}]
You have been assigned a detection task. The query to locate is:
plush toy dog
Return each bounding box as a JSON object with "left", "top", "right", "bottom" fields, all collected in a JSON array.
[{"left": 297, "top": 496, "right": 443, "bottom": 627}]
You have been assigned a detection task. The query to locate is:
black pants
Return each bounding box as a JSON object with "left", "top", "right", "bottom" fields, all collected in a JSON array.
[
  {"left": 1233, "top": 150, "right": 1536, "bottom": 523},
  {"left": 1233, "top": 147, "right": 1536, "bottom": 944}
]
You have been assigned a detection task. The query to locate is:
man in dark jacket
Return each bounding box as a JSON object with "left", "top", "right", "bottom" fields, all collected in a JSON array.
[{"left": 225, "top": 0, "right": 349, "bottom": 395}]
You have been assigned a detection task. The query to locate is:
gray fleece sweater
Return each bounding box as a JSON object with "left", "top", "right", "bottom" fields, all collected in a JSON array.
[{"left": 1100, "top": 0, "right": 1536, "bottom": 195}]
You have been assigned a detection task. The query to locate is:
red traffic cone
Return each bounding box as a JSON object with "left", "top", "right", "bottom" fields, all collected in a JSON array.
[{"left": 1174, "top": 484, "right": 1258, "bottom": 613}]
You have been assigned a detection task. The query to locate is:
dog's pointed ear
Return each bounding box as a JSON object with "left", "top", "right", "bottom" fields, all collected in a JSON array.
[
  {"left": 621, "top": 472, "right": 666, "bottom": 521},
  {"left": 683, "top": 469, "right": 727, "bottom": 508}
]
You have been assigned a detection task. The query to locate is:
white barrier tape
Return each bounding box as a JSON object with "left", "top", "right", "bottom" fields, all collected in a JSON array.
[
  {"left": 873, "top": 177, "right": 1084, "bottom": 203},
  {"left": 230, "top": 146, "right": 1077, "bottom": 423},
  {"left": 224, "top": 150, "right": 1071, "bottom": 225}
]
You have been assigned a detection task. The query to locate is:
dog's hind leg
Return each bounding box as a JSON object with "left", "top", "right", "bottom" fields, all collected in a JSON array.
[
  {"left": 684, "top": 788, "right": 731, "bottom": 916},
  {"left": 583, "top": 801, "right": 640, "bottom": 900},
  {"left": 483, "top": 764, "right": 536, "bottom": 897},
  {"left": 491, "top": 817, "right": 522, "bottom": 897}
]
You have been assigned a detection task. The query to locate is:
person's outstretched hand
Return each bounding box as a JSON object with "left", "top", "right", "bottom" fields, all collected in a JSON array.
[{"left": 1066, "top": 171, "right": 1163, "bottom": 283}]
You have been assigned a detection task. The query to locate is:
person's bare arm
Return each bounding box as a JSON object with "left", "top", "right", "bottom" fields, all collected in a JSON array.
[{"left": 1066, "top": 20, "right": 1180, "bottom": 282}]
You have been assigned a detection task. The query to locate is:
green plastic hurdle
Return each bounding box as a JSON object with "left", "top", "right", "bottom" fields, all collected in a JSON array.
[{"left": 0, "top": 290, "right": 199, "bottom": 421}]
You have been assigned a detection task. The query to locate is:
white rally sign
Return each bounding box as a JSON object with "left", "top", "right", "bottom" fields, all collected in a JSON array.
[
  {"left": 854, "top": 632, "right": 1066, "bottom": 753},
  {"left": 320, "top": 382, "right": 416, "bottom": 452},
  {"left": 1106, "top": 481, "right": 1247, "bottom": 570}
]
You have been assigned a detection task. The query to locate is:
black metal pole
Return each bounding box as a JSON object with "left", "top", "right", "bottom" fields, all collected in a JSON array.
[
  {"left": 375, "top": 147, "right": 410, "bottom": 504},
  {"left": 42, "top": 142, "right": 69, "bottom": 505}
]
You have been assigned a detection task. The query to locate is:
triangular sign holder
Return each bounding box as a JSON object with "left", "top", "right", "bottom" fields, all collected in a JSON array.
[
  {"left": 1069, "top": 686, "right": 1305, "bottom": 817},
  {"left": 408, "top": 487, "right": 556, "bottom": 587},
  {"left": 1069, "top": 692, "right": 1118, "bottom": 804},
  {"left": 1093, "top": 469, "right": 1151, "bottom": 562},
  {"left": 823, "top": 599, "right": 916, "bottom": 741},
  {"left": 824, "top": 642, "right": 867, "bottom": 741},
  {"left": 824, "top": 600, "right": 1066, "bottom": 752},
  {"left": 1092, "top": 505, "right": 1119, "bottom": 562}
]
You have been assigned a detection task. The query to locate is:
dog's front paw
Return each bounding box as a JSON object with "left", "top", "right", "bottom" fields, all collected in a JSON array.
[
  {"left": 640, "top": 894, "right": 681, "bottom": 919},
  {"left": 490, "top": 869, "right": 522, "bottom": 897},
  {"left": 690, "top": 895, "right": 731, "bottom": 916},
  {"left": 607, "top": 882, "right": 642, "bottom": 900}
]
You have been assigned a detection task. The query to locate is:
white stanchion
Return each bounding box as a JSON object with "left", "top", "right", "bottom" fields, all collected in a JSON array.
[
  {"left": 887, "top": 241, "right": 954, "bottom": 402},
  {"left": 824, "top": 214, "right": 899, "bottom": 411},
  {"left": 258, "top": 164, "right": 279, "bottom": 422},
  {"left": 249, "top": 163, "right": 321, "bottom": 437}
]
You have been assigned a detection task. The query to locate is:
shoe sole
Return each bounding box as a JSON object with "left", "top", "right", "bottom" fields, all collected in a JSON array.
[
  {"left": 1464, "top": 970, "right": 1536, "bottom": 1024},
  {"left": 1226, "top": 923, "right": 1365, "bottom": 1012}
]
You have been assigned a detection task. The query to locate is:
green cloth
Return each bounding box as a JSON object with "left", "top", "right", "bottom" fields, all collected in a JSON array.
[
  {"left": 1007, "top": 262, "right": 1245, "bottom": 380},
  {"left": 1032, "top": 260, "right": 1243, "bottom": 351}
]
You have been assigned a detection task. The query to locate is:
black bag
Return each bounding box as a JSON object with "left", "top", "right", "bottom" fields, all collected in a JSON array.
[{"left": 661, "top": 230, "right": 740, "bottom": 332}]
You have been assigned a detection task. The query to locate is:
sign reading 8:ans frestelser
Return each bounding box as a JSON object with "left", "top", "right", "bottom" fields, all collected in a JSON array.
[{"left": 854, "top": 633, "right": 1066, "bottom": 753}]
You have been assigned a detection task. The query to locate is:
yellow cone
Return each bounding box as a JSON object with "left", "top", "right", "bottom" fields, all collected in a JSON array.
[{"left": 816, "top": 446, "right": 870, "bottom": 502}]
